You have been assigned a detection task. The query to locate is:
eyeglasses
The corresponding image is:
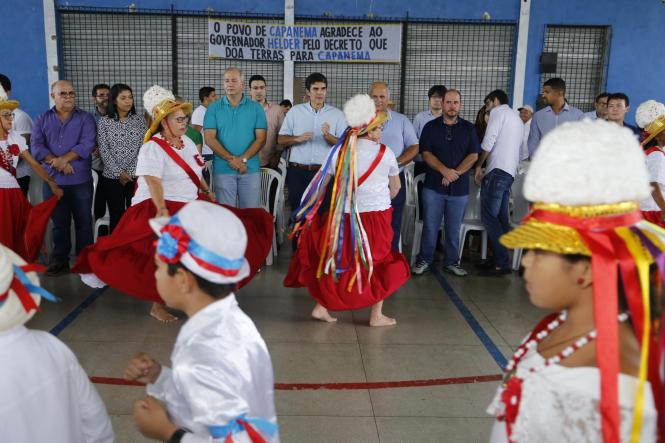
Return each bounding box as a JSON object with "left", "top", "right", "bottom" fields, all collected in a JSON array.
[
  {"left": 0, "top": 112, "right": 15, "bottom": 119},
  {"left": 58, "top": 91, "right": 76, "bottom": 98},
  {"left": 174, "top": 116, "right": 189, "bottom": 124}
]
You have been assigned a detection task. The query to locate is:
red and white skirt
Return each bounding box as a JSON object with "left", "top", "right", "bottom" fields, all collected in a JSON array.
[
  {"left": 0, "top": 188, "right": 58, "bottom": 262},
  {"left": 284, "top": 208, "right": 410, "bottom": 311},
  {"left": 72, "top": 199, "right": 274, "bottom": 303}
]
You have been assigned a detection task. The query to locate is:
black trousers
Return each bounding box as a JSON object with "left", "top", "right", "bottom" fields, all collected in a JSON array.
[
  {"left": 17, "top": 175, "right": 30, "bottom": 196},
  {"left": 100, "top": 175, "right": 135, "bottom": 233}
]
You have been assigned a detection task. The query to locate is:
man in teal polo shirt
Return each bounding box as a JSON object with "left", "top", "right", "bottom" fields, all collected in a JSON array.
[{"left": 204, "top": 67, "right": 267, "bottom": 208}]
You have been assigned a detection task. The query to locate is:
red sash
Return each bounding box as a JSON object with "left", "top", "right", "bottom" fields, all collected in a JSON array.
[
  {"left": 358, "top": 144, "right": 386, "bottom": 186},
  {"left": 150, "top": 137, "right": 206, "bottom": 198}
]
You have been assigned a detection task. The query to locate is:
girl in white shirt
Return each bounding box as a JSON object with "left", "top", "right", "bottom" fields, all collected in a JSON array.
[
  {"left": 0, "top": 86, "right": 62, "bottom": 261},
  {"left": 488, "top": 120, "right": 662, "bottom": 442},
  {"left": 285, "top": 94, "right": 409, "bottom": 326}
]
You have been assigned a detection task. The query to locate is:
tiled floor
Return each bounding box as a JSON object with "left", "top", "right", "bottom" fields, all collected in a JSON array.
[{"left": 28, "top": 247, "right": 546, "bottom": 442}]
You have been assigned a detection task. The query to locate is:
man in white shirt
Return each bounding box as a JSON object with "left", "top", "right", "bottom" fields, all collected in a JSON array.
[
  {"left": 278, "top": 72, "right": 346, "bottom": 250},
  {"left": 0, "top": 244, "right": 113, "bottom": 443},
  {"left": 583, "top": 92, "right": 609, "bottom": 120},
  {"left": 191, "top": 86, "right": 218, "bottom": 161},
  {"left": 517, "top": 105, "right": 533, "bottom": 161},
  {"left": 0, "top": 73, "right": 33, "bottom": 195},
  {"left": 475, "top": 89, "right": 523, "bottom": 276}
]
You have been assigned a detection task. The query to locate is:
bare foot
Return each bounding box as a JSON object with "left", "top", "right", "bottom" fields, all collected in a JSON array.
[
  {"left": 150, "top": 303, "right": 178, "bottom": 323},
  {"left": 369, "top": 315, "right": 397, "bottom": 327},
  {"left": 311, "top": 304, "right": 337, "bottom": 323}
]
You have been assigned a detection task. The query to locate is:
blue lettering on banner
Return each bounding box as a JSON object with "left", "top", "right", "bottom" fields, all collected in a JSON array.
[{"left": 317, "top": 51, "right": 371, "bottom": 61}]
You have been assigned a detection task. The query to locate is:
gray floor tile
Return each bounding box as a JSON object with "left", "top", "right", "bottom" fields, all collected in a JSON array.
[
  {"left": 276, "top": 389, "right": 374, "bottom": 417},
  {"left": 277, "top": 416, "right": 379, "bottom": 443},
  {"left": 376, "top": 417, "right": 495, "bottom": 443},
  {"left": 269, "top": 342, "right": 366, "bottom": 383},
  {"left": 110, "top": 414, "right": 152, "bottom": 443}
]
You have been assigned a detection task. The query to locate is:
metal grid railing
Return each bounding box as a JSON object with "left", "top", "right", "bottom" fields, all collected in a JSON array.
[
  {"left": 58, "top": 7, "right": 517, "bottom": 121},
  {"left": 540, "top": 25, "right": 611, "bottom": 113}
]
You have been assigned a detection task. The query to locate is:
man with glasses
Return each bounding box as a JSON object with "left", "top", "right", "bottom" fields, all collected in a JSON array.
[
  {"left": 31, "top": 80, "right": 96, "bottom": 276},
  {"left": 90, "top": 83, "right": 110, "bottom": 220},
  {"left": 584, "top": 92, "right": 609, "bottom": 121},
  {"left": 474, "top": 89, "right": 523, "bottom": 276},
  {"left": 0, "top": 74, "right": 33, "bottom": 196},
  {"left": 203, "top": 67, "right": 267, "bottom": 208},
  {"left": 369, "top": 81, "right": 419, "bottom": 251},
  {"left": 412, "top": 89, "right": 479, "bottom": 277}
]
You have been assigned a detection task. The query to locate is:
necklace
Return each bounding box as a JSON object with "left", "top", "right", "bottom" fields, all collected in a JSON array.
[
  {"left": 161, "top": 133, "right": 184, "bottom": 150},
  {"left": 499, "top": 310, "right": 630, "bottom": 442}
]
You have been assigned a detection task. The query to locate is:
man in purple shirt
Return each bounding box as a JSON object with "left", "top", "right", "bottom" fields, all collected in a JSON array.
[{"left": 31, "top": 80, "right": 96, "bottom": 275}]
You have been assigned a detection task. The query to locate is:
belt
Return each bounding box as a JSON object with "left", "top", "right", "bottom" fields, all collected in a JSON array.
[{"left": 289, "top": 162, "right": 321, "bottom": 171}]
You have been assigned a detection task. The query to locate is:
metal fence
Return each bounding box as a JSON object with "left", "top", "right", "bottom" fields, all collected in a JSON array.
[
  {"left": 58, "top": 6, "right": 517, "bottom": 121},
  {"left": 540, "top": 25, "right": 611, "bottom": 113}
]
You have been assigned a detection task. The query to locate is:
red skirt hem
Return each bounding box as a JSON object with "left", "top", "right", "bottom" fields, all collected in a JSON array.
[
  {"left": 73, "top": 199, "right": 273, "bottom": 303},
  {"left": 284, "top": 209, "right": 410, "bottom": 311},
  {"left": 0, "top": 188, "right": 58, "bottom": 262},
  {"left": 641, "top": 210, "right": 665, "bottom": 228}
]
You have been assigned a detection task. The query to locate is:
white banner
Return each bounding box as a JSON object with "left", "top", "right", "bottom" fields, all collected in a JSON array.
[{"left": 208, "top": 20, "right": 402, "bottom": 63}]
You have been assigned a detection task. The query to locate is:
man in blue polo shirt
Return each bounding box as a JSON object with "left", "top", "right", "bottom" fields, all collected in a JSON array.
[
  {"left": 204, "top": 67, "right": 267, "bottom": 208},
  {"left": 412, "top": 89, "right": 480, "bottom": 277},
  {"left": 278, "top": 72, "right": 346, "bottom": 250},
  {"left": 369, "top": 81, "right": 419, "bottom": 251}
]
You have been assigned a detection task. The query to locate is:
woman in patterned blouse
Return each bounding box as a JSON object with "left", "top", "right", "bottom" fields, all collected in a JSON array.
[{"left": 97, "top": 84, "right": 147, "bottom": 232}]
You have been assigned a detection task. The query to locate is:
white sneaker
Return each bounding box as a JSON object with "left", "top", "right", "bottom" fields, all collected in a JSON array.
[
  {"left": 412, "top": 261, "right": 430, "bottom": 275},
  {"left": 443, "top": 264, "right": 468, "bottom": 277}
]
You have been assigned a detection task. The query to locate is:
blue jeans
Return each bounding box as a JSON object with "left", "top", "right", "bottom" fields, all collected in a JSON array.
[
  {"left": 480, "top": 168, "right": 514, "bottom": 269},
  {"left": 214, "top": 172, "right": 261, "bottom": 208},
  {"left": 43, "top": 180, "right": 94, "bottom": 265},
  {"left": 390, "top": 171, "right": 406, "bottom": 251},
  {"left": 417, "top": 188, "right": 468, "bottom": 266}
]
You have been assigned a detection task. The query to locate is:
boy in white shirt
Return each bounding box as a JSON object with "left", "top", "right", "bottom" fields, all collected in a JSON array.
[{"left": 124, "top": 201, "right": 279, "bottom": 443}]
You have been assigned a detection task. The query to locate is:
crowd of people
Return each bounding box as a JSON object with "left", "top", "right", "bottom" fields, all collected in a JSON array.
[{"left": 2, "top": 65, "right": 665, "bottom": 443}]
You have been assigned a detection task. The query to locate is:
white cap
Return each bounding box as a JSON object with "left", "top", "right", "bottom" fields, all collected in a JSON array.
[
  {"left": 518, "top": 105, "right": 534, "bottom": 113},
  {"left": 524, "top": 119, "right": 650, "bottom": 205},
  {"left": 143, "top": 85, "right": 175, "bottom": 118},
  {"left": 636, "top": 100, "right": 665, "bottom": 129},
  {"left": 150, "top": 201, "right": 250, "bottom": 284},
  {"left": 0, "top": 245, "right": 42, "bottom": 331}
]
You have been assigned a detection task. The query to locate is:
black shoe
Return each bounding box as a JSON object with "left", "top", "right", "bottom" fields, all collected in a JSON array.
[
  {"left": 475, "top": 259, "right": 496, "bottom": 270},
  {"left": 46, "top": 262, "right": 70, "bottom": 276},
  {"left": 477, "top": 267, "right": 512, "bottom": 277}
]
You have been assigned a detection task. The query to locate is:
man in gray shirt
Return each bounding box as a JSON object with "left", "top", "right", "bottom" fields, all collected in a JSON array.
[{"left": 527, "top": 78, "right": 583, "bottom": 156}]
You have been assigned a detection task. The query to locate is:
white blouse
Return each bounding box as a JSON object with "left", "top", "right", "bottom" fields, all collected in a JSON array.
[
  {"left": 132, "top": 133, "right": 204, "bottom": 205},
  {"left": 487, "top": 345, "right": 657, "bottom": 443},
  {"left": 0, "top": 130, "right": 28, "bottom": 188}
]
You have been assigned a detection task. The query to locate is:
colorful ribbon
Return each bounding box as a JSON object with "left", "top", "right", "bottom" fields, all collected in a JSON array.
[
  {"left": 0, "top": 265, "right": 60, "bottom": 313},
  {"left": 208, "top": 414, "right": 278, "bottom": 443},
  {"left": 156, "top": 215, "right": 245, "bottom": 277}
]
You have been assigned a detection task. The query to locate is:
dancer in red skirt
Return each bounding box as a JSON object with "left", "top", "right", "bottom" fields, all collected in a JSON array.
[
  {"left": 73, "top": 85, "right": 273, "bottom": 322},
  {"left": 0, "top": 85, "right": 62, "bottom": 261},
  {"left": 284, "top": 94, "right": 410, "bottom": 326},
  {"left": 635, "top": 100, "right": 665, "bottom": 227}
]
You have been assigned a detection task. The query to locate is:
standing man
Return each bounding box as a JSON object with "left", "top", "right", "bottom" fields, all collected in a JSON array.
[
  {"left": 278, "top": 72, "right": 346, "bottom": 250},
  {"left": 413, "top": 85, "right": 446, "bottom": 176},
  {"left": 91, "top": 83, "right": 109, "bottom": 220},
  {"left": 204, "top": 67, "right": 266, "bottom": 209},
  {"left": 583, "top": 92, "right": 609, "bottom": 120},
  {"left": 190, "top": 86, "right": 217, "bottom": 163},
  {"left": 606, "top": 92, "right": 641, "bottom": 137},
  {"left": 527, "top": 78, "right": 583, "bottom": 156},
  {"left": 369, "top": 81, "right": 419, "bottom": 251},
  {"left": 475, "top": 89, "right": 523, "bottom": 276},
  {"left": 412, "top": 89, "right": 479, "bottom": 277},
  {"left": 248, "top": 74, "right": 285, "bottom": 169},
  {"left": 0, "top": 73, "right": 33, "bottom": 196},
  {"left": 31, "top": 80, "right": 96, "bottom": 275},
  {"left": 517, "top": 105, "right": 533, "bottom": 161}
]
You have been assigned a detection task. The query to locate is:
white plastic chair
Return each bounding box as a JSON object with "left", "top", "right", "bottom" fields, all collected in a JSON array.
[
  {"left": 260, "top": 168, "right": 284, "bottom": 265},
  {"left": 275, "top": 158, "right": 288, "bottom": 244},
  {"left": 401, "top": 162, "right": 416, "bottom": 246},
  {"left": 510, "top": 171, "right": 529, "bottom": 270},
  {"left": 458, "top": 175, "right": 487, "bottom": 262},
  {"left": 409, "top": 173, "right": 426, "bottom": 266},
  {"left": 91, "top": 170, "right": 110, "bottom": 241}
]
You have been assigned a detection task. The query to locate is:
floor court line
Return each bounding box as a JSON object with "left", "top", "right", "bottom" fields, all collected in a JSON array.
[
  {"left": 432, "top": 268, "right": 508, "bottom": 369},
  {"left": 50, "top": 286, "right": 108, "bottom": 336},
  {"left": 90, "top": 374, "right": 503, "bottom": 390}
]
